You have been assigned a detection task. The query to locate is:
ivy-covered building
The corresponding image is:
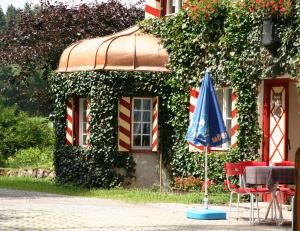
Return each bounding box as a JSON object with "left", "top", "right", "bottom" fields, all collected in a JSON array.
[{"left": 51, "top": 0, "right": 300, "bottom": 188}]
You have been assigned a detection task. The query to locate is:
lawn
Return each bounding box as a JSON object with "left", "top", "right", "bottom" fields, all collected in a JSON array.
[{"left": 0, "top": 177, "right": 230, "bottom": 204}]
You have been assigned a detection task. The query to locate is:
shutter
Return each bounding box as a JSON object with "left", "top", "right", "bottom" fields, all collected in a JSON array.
[
  {"left": 66, "top": 98, "right": 74, "bottom": 145},
  {"left": 118, "top": 97, "right": 131, "bottom": 152},
  {"left": 152, "top": 97, "right": 159, "bottom": 152},
  {"left": 188, "top": 88, "right": 205, "bottom": 152},
  {"left": 145, "top": 0, "right": 162, "bottom": 19},
  {"left": 86, "top": 98, "right": 91, "bottom": 146},
  {"left": 231, "top": 92, "right": 238, "bottom": 148}
]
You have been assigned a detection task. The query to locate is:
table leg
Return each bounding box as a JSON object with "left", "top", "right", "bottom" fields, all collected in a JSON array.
[{"left": 265, "top": 193, "right": 274, "bottom": 220}]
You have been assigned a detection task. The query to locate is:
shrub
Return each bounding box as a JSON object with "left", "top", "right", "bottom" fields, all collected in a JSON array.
[
  {"left": 6, "top": 147, "right": 53, "bottom": 168},
  {"left": 0, "top": 100, "right": 54, "bottom": 159}
]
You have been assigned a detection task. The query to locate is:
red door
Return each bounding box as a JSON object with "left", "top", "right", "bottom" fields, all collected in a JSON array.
[{"left": 263, "top": 79, "right": 289, "bottom": 165}]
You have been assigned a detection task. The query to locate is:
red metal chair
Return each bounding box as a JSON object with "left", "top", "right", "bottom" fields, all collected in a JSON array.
[
  {"left": 224, "top": 162, "right": 257, "bottom": 224},
  {"left": 240, "top": 161, "right": 270, "bottom": 221},
  {"left": 274, "top": 161, "right": 295, "bottom": 194},
  {"left": 274, "top": 161, "right": 295, "bottom": 166},
  {"left": 274, "top": 161, "right": 295, "bottom": 228},
  {"left": 241, "top": 161, "right": 268, "bottom": 167}
]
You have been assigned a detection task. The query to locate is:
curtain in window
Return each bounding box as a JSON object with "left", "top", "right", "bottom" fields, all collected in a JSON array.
[{"left": 86, "top": 98, "right": 91, "bottom": 146}]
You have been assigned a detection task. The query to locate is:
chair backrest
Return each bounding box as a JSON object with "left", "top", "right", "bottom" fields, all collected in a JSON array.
[
  {"left": 274, "top": 161, "right": 295, "bottom": 166},
  {"left": 241, "top": 161, "right": 267, "bottom": 167},
  {"left": 224, "top": 162, "right": 243, "bottom": 176}
]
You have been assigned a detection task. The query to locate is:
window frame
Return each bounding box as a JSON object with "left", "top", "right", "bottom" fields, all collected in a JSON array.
[
  {"left": 165, "top": 0, "right": 183, "bottom": 16},
  {"left": 131, "top": 97, "right": 153, "bottom": 150},
  {"left": 211, "top": 87, "right": 232, "bottom": 151},
  {"left": 79, "top": 97, "right": 88, "bottom": 147}
]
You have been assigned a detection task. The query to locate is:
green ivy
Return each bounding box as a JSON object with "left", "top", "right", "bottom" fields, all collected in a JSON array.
[
  {"left": 140, "top": 1, "right": 300, "bottom": 164},
  {"left": 49, "top": 71, "right": 174, "bottom": 188},
  {"left": 49, "top": 1, "right": 300, "bottom": 188}
]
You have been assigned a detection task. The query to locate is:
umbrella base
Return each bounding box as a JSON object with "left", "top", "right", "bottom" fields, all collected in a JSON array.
[{"left": 186, "top": 208, "right": 226, "bottom": 220}]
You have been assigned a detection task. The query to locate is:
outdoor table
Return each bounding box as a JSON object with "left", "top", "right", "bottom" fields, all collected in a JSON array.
[{"left": 244, "top": 166, "right": 296, "bottom": 225}]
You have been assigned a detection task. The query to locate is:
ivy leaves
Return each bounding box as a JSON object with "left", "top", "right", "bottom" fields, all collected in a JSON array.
[{"left": 141, "top": 2, "right": 300, "bottom": 167}]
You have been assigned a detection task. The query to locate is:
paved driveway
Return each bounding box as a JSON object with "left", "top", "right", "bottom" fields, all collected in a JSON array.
[{"left": 0, "top": 189, "right": 292, "bottom": 230}]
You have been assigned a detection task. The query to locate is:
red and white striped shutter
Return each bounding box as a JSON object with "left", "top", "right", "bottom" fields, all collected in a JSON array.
[
  {"left": 145, "top": 0, "right": 162, "bottom": 19},
  {"left": 188, "top": 88, "right": 205, "bottom": 152},
  {"left": 152, "top": 97, "right": 159, "bottom": 152},
  {"left": 86, "top": 98, "right": 91, "bottom": 146},
  {"left": 118, "top": 97, "right": 131, "bottom": 152},
  {"left": 66, "top": 98, "right": 74, "bottom": 145},
  {"left": 231, "top": 92, "right": 238, "bottom": 149}
]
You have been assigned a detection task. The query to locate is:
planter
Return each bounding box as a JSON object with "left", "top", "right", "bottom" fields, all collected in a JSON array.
[{"left": 261, "top": 16, "right": 280, "bottom": 55}]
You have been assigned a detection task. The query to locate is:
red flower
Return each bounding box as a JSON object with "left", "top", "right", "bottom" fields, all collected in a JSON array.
[{"left": 279, "top": 7, "right": 286, "bottom": 12}]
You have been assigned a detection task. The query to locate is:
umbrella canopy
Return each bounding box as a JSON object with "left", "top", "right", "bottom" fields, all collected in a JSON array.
[{"left": 185, "top": 71, "right": 229, "bottom": 147}]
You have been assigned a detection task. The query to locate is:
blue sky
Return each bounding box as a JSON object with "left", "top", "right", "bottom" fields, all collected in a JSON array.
[{"left": 0, "top": 0, "right": 142, "bottom": 12}]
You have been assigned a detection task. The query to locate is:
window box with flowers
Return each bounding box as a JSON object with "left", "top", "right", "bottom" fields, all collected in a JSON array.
[{"left": 241, "top": 0, "right": 293, "bottom": 54}]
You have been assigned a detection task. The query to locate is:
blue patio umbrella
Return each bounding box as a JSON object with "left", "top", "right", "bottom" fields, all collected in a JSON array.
[{"left": 185, "top": 70, "right": 229, "bottom": 220}]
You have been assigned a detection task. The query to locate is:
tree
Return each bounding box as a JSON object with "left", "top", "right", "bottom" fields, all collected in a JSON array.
[
  {"left": 0, "top": 6, "right": 6, "bottom": 32},
  {"left": 5, "top": 4, "right": 21, "bottom": 28},
  {"left": 0, "top": 0, "right": 144, "bottom": 115}
]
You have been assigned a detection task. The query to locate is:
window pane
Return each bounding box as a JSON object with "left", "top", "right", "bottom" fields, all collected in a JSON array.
[
  {"left": 226, "top": 119, "right": 231, "bottom": 138},
  {"left": 83, "top": 135, "right": 87, "bottom": 145},
  {"left": 83, "top": 122, "right": 87, "bottom": 133},
  {"left": 134, "top": 111, "right": 141, "bottom": 122},
  {"left": 143, "top": 123, "right": 151, "bottom": 134},
  {"left": 227, "top": 89, "right": 232, "bottom": 119},
  {"left": 134, "top": 135, "right": 141, "bottom": 146},
  {"left": 142, "top": 135, "right": 150, "bottom": 146},
  {"left": 216, "top": 89, "right": 223, "bottom": 111},
  {"left": 143, "top": 99, "right": 151, "bottom": 110},
  {"left": 142, "top": 111, "right": 151, "bottom": 122},
  {"left": 134, "top": 99, "right": 141, "bottom": 110},
  {"left": 133, "top": 123, "right": 141, "bottom": 134}
]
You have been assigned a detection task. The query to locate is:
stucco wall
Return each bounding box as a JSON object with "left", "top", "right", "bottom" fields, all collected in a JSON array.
[
  {"left": 130, "top": 153, "right": 169, "bottom": 188},
  {"left": 288, "top": 81, "right": 300, "bottom": 161}
]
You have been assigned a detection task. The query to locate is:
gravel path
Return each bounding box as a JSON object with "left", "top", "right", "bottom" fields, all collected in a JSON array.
[{"left": 0, "top": 189, "right": 292, "bottom": 230}]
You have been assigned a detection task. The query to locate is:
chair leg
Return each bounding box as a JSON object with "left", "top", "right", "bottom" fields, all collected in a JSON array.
[
  {"left": 229, "top": 192, "right": 233, "bottom": 222},
  {"left": 256, "top": 194, "right": 260, "bottom": 222},
  {"left": 237, "top": 193, "right": 240, "bottom": 220},
  {"left": 249, "top": 194, "right": 253, "bottom": 225}
]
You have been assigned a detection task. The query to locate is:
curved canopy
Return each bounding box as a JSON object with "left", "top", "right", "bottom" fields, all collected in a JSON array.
[{"left": 57, "top": 26, "right": 169, "bottom": 73}]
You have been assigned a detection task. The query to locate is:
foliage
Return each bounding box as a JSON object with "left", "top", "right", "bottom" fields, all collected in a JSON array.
[
  {"left": 140, "top": 0, "right": 300, "bottom": 166},
  {"left": 0, "top": 100, "right": 54, "bottom": 159},
  {"left": 5, "top": 4, "right": 21, "bottom": 29},
  {"left": 0, "top": 177, "right": 230, "bottom": 204},
  {"left": 6, "top": 147, "right": 53, "bottom": 168},
  {"left": 0, "top": 0, "right": 143, "bottom": 115},
  {"left": 49, "top": 71, "right": 173, "bottom": 188},
  {"left": 50, "top": 0, "right": 300, "bottom": 188},
  {"left": 0, "top": 6, "right": 6, "bottom": 32}
]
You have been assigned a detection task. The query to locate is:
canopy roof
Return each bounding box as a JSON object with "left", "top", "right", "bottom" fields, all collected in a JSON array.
[{"left": 57, "top": 26, "right": 169, "bottom": 73}]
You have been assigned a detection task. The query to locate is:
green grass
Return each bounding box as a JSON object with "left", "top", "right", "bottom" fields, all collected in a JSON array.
[{"left": 0, "top": 177, "right": 230, "bottom": 204}]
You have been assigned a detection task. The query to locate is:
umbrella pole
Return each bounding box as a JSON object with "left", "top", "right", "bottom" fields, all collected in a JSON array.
[{"left": 204, "top": 146, "right": 208, "bottom": 209}]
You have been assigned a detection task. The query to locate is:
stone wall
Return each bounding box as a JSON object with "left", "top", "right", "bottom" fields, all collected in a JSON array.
[{"left": 0, "top": 168, "right": 55, "bottom": 179}]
